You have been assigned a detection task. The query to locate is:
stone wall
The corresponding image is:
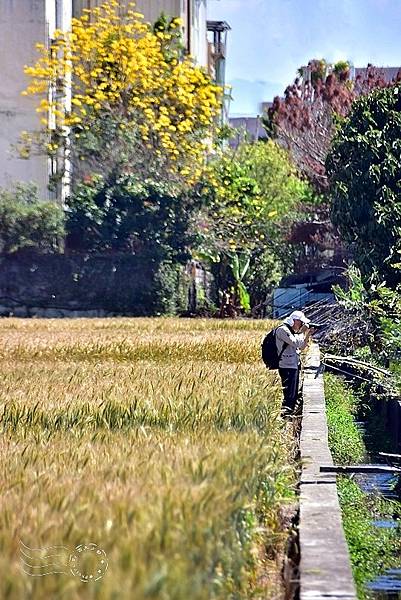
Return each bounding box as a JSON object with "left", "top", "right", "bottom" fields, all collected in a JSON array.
[{"left": 0, "top": 250, "right": 188, "bottom": 317}]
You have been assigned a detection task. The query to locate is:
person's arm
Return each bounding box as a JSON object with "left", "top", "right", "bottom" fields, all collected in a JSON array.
[{"left": 276, "top": 325, "right": 310, "bottom": 350}]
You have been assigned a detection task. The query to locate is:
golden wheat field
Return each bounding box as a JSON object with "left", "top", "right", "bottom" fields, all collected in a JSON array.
[{"left": 0, "top": 317, "right": 297, "bottom": 600}]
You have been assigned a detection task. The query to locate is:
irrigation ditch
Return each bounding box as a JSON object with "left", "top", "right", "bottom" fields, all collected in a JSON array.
[{"left": 293, "top": 342, "right": 401, "bottom": 600}]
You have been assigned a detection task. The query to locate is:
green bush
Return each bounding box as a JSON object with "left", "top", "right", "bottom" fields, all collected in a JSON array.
[
  {"left": 65, "top": 175, "right": 200, "bottom": 263},
  {"left": 197, "top": 140, "right": 314, "bottom": 307},
  {"left": 152, "top": 262, "right": 189, "bottom": 316},
  {"left": 338, "top": 477, "right": 401, "bottom": 598},
  {"left": 0, "top": 183, "right": 65, "bottom": 253},
  {"left": 324, "top": 373, "right": 365, "bottom": 464},
  {"left": 327, "top": 85, "right": 401, "bottom": 287},
  {"left": 325, "top": 374, "right": 401, "bottom": 598}
]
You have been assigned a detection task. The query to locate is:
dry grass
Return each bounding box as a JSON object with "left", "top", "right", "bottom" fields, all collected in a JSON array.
[{"left": 0, "top": 318, "right": 296, "bottom": 599}]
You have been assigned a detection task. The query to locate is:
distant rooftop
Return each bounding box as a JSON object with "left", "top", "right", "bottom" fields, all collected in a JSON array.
[
  {"left": 207, "top": 20, "right": 231, "bottom": 32},
  {"left": 354, "top": 66, "right": 401, "bottom": 82},
  {"left": 228, "top": 116, "right": 267, "bottom": 148}
]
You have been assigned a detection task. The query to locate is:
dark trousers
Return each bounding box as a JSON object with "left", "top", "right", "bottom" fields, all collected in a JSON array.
[{"left": 278, "top": 367, "right": 300, "bottom": 415}]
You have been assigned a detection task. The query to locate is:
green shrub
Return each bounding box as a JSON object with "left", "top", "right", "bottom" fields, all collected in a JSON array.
[
  {"left": 338, "top": 477, "right": 401, "bottom": 598},
  {"left": 152, "top": 262, "right": 189, "bottom": 316},
  {"left": 0, "top": 183, "right": 65, "bottom": 253},
  {"left": 324, "top": 373, "right": 365, "bottom": 464},
  {"left": 327, "top": 85, "right": 401, "bottom": 287},
  {"left": 325, "top": 374, "right": 401, "bottom": 598},
  {"left": 65, "top": 175, "right": 199, "bottom": 263}
]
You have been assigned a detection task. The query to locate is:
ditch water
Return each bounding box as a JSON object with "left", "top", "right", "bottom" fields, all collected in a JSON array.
[{"left": 354, "top": 449, "right": 401, "bottom": 599}]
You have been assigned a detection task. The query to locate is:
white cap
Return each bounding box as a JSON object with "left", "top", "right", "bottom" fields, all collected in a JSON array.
[{"left": 285, "top": 310, "right": 310, "bottom": 326}]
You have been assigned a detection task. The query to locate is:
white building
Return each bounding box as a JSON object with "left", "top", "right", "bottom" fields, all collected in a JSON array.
[
  {"left": 0, "top": 0, "right": 209, "bottom": 201},
  {"left": 0, "top": 0, "right": 72, "bottom": 200}
]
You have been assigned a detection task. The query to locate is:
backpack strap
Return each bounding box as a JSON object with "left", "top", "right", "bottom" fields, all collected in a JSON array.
[{"left": 275, "top": 325, "right": 290, "bottom": 362}]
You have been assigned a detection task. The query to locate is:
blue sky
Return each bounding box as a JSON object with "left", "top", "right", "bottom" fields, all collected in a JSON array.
[{"left": 207, "top": 0, "right": 401, "bottom": 116}]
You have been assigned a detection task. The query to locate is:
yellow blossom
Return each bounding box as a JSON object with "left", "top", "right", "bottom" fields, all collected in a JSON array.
[{"left": 22, "top": 0, "right": 221, "bottom": 184}]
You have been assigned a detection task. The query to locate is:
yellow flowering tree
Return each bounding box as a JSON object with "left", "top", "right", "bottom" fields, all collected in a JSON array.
[{"left": 23, "top": 0, "right": 221, "bottom": 185}]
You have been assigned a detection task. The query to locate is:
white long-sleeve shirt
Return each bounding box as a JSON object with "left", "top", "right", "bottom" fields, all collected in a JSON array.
[{"left": 275, "top": 324, "right": 308, "bottom": 369}]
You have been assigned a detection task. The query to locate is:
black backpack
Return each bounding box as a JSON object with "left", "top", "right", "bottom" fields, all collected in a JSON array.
[{"left": 261, "top": 326, "right": 288, "bottom": 369}]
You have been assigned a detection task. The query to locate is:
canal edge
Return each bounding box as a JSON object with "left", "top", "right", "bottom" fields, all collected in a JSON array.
[{"left": 299, "top": 342, "right": 357, "bottom": 600}]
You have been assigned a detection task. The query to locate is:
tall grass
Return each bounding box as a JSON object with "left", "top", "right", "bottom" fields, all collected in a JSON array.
[
  {"left": 324, "top": 373, "right": 365, "bottom": 464},
  {"left": 0, "top": 318, "right": 295, "bottom": 599}
]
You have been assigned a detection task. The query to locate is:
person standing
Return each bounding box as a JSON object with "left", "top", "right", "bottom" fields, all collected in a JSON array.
[{"left": 275, "top": 310, "right": 314, "bottom": 416}]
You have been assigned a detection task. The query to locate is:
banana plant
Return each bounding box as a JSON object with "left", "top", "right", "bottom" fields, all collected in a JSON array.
[{"left": 228, "top": 251, "right": 251, "bottom": 311}]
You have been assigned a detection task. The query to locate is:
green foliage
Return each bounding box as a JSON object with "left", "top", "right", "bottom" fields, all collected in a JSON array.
[
  {"left": 201, "top": 140, "right": 311, "bottom": 256},
  {"left": 333, "top": 265, "right": 368, "bottom": 308},
  {"left": 334, "top": 266, "right": 401, "bottom": 370},
  {"left": 235, "top": 140, "right": 313, "bottom": 224},
  {"left": 325, "top": 373, "right": 401, "bottom": 598},
  {"left": 68, "top": 111, "right": 147, "bottom": 181},
  {"left": 333, "top": 60, "right": 351, "bottom": 77},
  {"left": 338, "top": 477, "right": 401, "bottom": 598},
  {"left": 152, "top": 13, "right": 184, "bottom": 62},
  {"left": 152, "top": 262, "right": 189, "bottom": 315},
  {"left": 0, "top": 183, "right": 65, "bottom": 253},
  {"left": 324, "top": 373, "right": 365, "bottom": 465},
  {"left": 66, "top": 175, "right": 201, "bottom": 262},
  {"left": 200, "top": 159, "right": 260, "bottom": 257},
  {"left": 197, "top": 140, "right": 312, "bottom": 306},
  {"left": 244, "top": 248, "right": 284, "bottom": 305},
  {"left": 228, "top": 252, "right": 251, "bottom": 310},
  {"left": 65, "top": 174, "right": 202, "bottom": 316},
  {"left": 327, "top": 85, "right": 401, "bottom": 287},
  {"left": 362, "top": 283, "right": 401, "bottom": 368}
]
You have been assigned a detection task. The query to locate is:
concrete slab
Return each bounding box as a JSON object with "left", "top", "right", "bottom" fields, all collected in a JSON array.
[{"left": 299, "top": 343, "right": 357, "bottom": 600}]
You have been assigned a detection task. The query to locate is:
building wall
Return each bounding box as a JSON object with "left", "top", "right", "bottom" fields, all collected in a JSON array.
[
  {"left": 0, "top": 0, "right": 51, "bottom": 198},
  {"left": 0, "top": 0, "right": 72, "bottom": 200},
  {"left": 229, "top": 116, "right": 267, "bottom": 148},
  {"left": 73, "top": 0, "right": 182, "bottom": 22},
  {"left": 190, "top": 0, "right": 207, "bottom": 67},
  {"left": 133, "top": 0, "right": 182, "bottom": 24}
]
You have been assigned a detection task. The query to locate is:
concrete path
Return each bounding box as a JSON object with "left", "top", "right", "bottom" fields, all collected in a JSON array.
[{"left": 299, "top": 343, "right": 357, "bottom": 600}]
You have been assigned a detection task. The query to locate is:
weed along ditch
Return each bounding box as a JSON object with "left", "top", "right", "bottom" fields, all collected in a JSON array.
[{"left": 323, "top": 368, "right": 401, "bottom": 599}]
